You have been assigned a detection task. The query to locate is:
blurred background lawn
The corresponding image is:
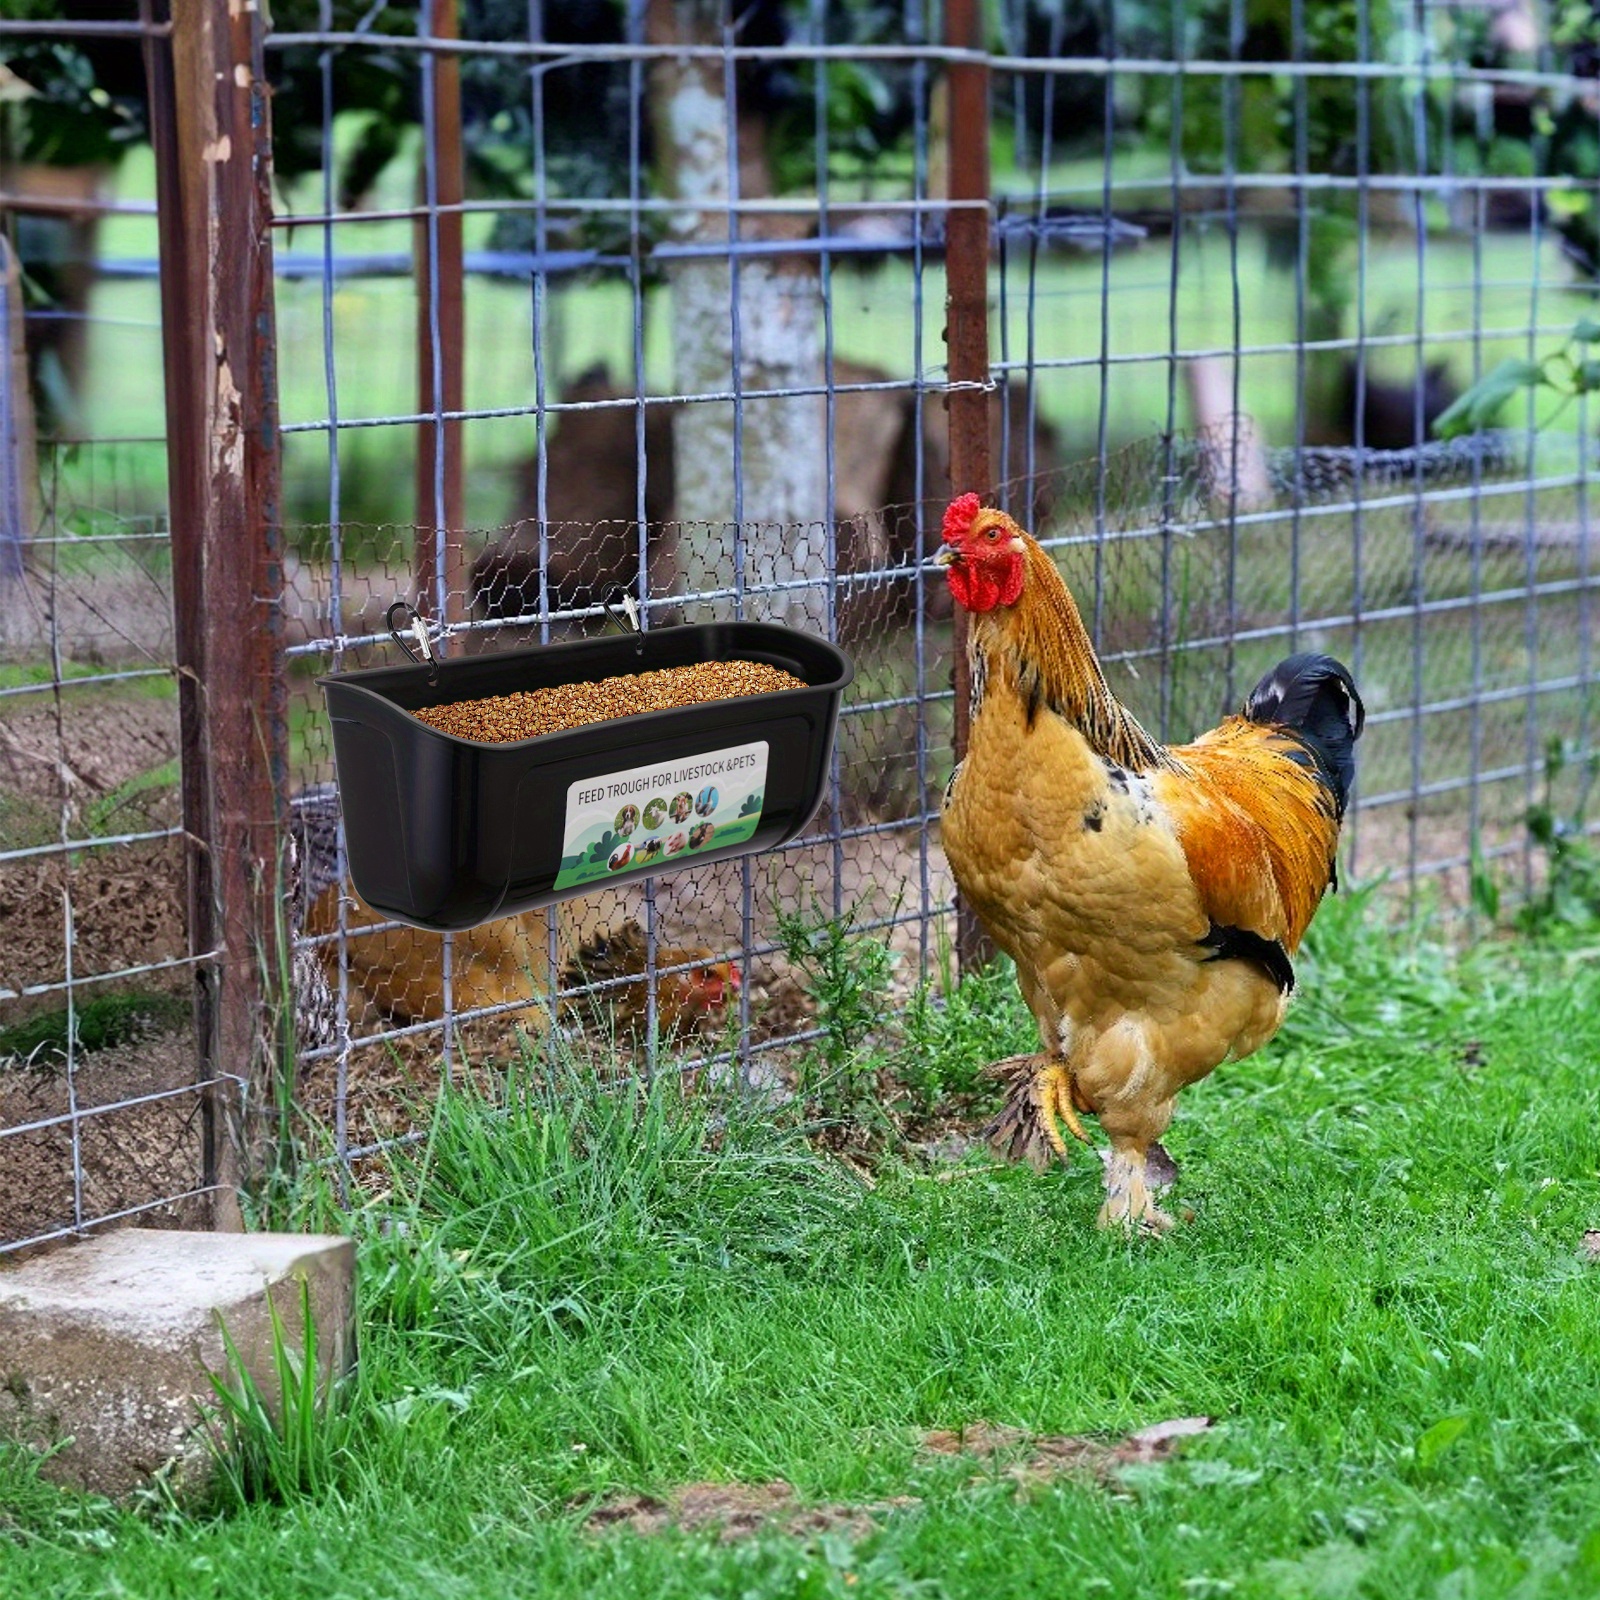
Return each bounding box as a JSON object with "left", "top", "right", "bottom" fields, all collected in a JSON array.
[{"left": 76, "top": 139, "right": 1599, "bottom": 536}]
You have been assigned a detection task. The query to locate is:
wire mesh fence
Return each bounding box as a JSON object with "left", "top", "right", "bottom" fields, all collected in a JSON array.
[
  {"left": 3, "top": 0, "right": 1598, "bottom": 1249},
  {"left": 0, "top": 4, "right": 214, "bottom": 1251},
  {"left": 0, "top": 422, "right": 213, "bottom": 1252}
]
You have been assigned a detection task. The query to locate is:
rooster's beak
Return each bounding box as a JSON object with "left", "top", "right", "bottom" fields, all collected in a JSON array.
[{"left": 931, "top": 545, "right": 958, "bottom": 569}]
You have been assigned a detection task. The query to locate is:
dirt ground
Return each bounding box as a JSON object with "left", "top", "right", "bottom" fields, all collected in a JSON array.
[
  {"left": 0, "top": 664, "right": 954, "bottom": 1241},
  {"left": 581, "top": 1418, "right": 1213, "bottom": 1542},
  {"left": 0, "top": 685, "right": 187, "bottom": 1008},
  {"left": 0, "top": 681, "right": 198, "bottom": 1249},
  {"left": 0, "top": 1034, "right": 210, "bottom": 1251}
]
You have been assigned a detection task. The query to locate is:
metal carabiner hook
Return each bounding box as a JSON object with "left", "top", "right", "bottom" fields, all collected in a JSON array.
[
  {"left": 386, "top": 599, "right": 442, "bottom": 684},
  {"left": 603, "top": 590, "right": 644, "bottom": 654}
]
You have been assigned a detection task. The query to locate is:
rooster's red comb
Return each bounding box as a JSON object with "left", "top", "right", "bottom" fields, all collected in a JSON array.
[{"left": 942, "top": 492, "right": 983, "bottom": 543}]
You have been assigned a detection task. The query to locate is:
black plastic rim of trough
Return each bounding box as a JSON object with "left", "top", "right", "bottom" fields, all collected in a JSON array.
[{"left": 317, "top": 621, "right": 855, "bottom": 931}]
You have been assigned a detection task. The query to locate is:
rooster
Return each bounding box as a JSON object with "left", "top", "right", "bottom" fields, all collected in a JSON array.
[{"left": 935, "top": 493, "right": 1364, "bottom": 1232}]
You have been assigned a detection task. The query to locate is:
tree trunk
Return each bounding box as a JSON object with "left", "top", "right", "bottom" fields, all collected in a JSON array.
[
  {"left": 646, "top": 0, "right": 828, "bottom": 629},
  {"left": 1185, "top": 356, "right": 1271, "bottom": 512}
]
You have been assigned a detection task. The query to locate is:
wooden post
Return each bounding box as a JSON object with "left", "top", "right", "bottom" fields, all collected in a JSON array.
[
  {"left": 142, "top": 0, "right": 287, "bottom": 1227},
  {"left": 943, "top": 0, "right": 994, "bottom": 974},
  {"left": 414, "top": 0, "right": 466, "bottom": 627}
]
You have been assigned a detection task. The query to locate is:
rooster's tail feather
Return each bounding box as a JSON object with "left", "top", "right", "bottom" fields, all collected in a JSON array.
[{"left": 1243, "top": 652, "right": 1365, "bottom": 815}]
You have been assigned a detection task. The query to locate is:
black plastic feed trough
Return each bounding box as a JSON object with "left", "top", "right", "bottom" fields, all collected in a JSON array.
[{"left": 318, "top": 621, "right": 854, "bottom": 931}]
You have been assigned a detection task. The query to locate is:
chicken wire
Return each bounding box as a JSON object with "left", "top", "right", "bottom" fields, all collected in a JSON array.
[
  {"left": 4, "top": 0, "right": 1599, "bottom": 1246},
  {"left": 972, "top": 0, "right": 1600, "bottom": 902}
]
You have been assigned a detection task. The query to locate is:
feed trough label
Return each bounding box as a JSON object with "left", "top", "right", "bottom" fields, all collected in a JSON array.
[{"left": 554, "top": 740, "right": 769, "bottom": 891}]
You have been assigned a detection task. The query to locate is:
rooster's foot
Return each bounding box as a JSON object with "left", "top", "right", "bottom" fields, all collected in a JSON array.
[
  {"left": 1037, "top": 1062, "right": 1092, "bottom": 1158},
  {"left": 1096, "top": 1147, "right": 1174, "bottom": 1235}
]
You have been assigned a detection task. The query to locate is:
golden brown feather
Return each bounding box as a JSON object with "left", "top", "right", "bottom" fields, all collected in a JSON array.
[
  {"left": 303, "top": 894, "right": 735, "bottom": 1050},
  {"left": 303, "top": 885, "right": 554, "bottom": 1032}
]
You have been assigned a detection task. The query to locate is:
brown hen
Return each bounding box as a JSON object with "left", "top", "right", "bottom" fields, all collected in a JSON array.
[
  {"left": 303, "top": 885, "right": 555, "bottom": 1032},
  {"left": 560, "top": 920, "right": 739, "bottom": 1043},
  {"left": 302, "top": 892, "right": 736, "bottom": 1052}
]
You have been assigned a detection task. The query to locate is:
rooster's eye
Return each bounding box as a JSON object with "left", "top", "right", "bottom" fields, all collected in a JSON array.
[{"left": 985, "top": 528, "right": 997, "bottom": 540}]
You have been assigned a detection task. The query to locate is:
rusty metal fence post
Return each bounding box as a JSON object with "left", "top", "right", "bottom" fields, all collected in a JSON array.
[
  {"left": 141, "top": 0, "right": 288, "bottom": 1227},
  {"left": 414, "top": 0, "right": 467, "bottom": 624},
  {"left": 943, "top": 0, "right": 993, "bottom": 974}
]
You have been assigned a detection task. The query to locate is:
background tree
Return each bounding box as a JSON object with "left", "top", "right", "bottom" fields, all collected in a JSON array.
[{"left": 270, "top": 0, "right": 917, "bottom": 621}]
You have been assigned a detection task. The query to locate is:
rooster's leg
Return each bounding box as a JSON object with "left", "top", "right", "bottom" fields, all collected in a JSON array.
[{"left": 1097, "top": 1137, "right": 1175, "bottom": 1236}]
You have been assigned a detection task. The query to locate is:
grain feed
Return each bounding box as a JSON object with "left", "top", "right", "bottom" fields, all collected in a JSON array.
[{"left": 412, "top": 659, "right": 805, "bottom": 743}]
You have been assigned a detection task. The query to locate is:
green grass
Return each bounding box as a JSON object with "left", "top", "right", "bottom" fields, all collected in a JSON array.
[
  {"left": 0, "top": 992, "right": 190, "bottom": 1068},
  {"left": 0, "top": 659, "right": 176, "bottom": 702},
  {"left": 79, "top": 758, "right": 180, "bottom": 839},
  {"left": 5, "top": 893, "right": 1600, "bottom": 1596}
]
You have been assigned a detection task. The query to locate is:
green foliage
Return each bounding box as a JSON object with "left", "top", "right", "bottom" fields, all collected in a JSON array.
[
  {"left": 1463, "top": 736, "right": 1600, "bottom": 939},
  {"left": 1413, "top": 1412, "right": 1475, "bottom": 1474},
  {"left": 1434, "top": 320, "right": 1600, "bottom": 438},
  {"left": 1140, "top": 0, "right": 1414, "bottom": 195},
  {"left": 270, "top": 0, "right": 926, "bottom": 247},
  {"left": 264, "top": 2, "right": 427, "bottom": 204},
  {"left": 1515, "top": 737, "right": 1600, "bottom": 936},
  {"left": 774, "top": 895, "right": 895, "bottom": 1103},
  {"left": 1469, "top": 838, "right": 1501, "bottom": 923},
  {"left": 242, "top": 836, "right": 315, "bottom": 1233},
  {"left": 1436, "top": 355, "right": 1551, "bottom": 432},
  {"left": 199, "top": 1277, "right": 356, "bottom": 1512},
  {"left": 1127, "top": 0, "right": 1427, "bottom": 384},
  {"left": 765, "top": 17, "right": 920, "bottom": 193},
  {"left": 896, "top": 931, "right": 1034, "bottom": 1107},
  {"left": 282, "top": 429, "right": 431, "bottom": 555},
  {"left": 0, "top": 10, "right": 146, "bottom": 168},
  {"left": 1533, "top": 2, "right": 1600, "bottom": 280},
  {"left": 81, "top": 758, "right": 180, "bottom": 839}
]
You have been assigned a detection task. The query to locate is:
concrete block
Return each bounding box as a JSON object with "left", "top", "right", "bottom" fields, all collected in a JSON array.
[{"left": 0, "top": 1228, "right": 356, "bottom": 1497}]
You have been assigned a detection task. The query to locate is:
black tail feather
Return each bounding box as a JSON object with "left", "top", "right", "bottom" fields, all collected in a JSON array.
[{"left": 1243, "top": 652, "right": 1365, "bottom": 814}]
